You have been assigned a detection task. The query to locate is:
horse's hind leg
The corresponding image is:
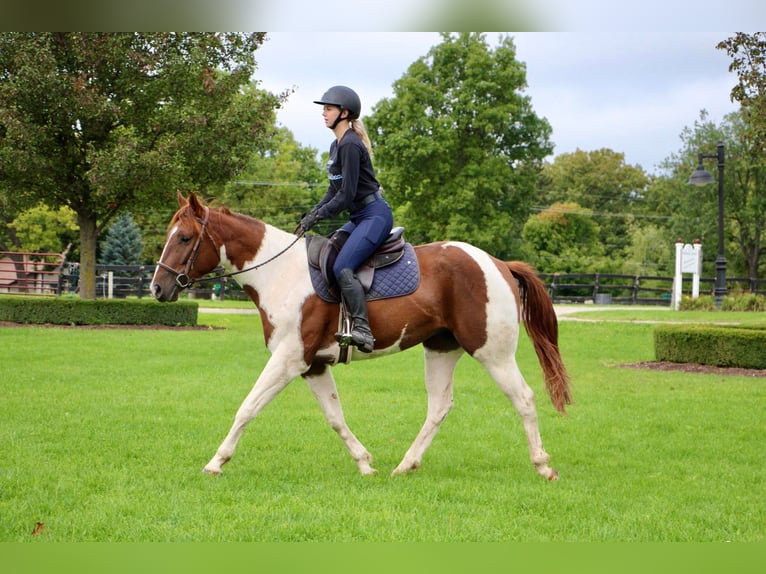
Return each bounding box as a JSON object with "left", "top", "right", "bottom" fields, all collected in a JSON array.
[
  {"left": 392, "top": 347, "right": 464, "bottom": 476},
  {"left": 305, "top": 366, "right": 377, "bottom": 475},
  {"left": 482, "top": 357, "right": 558, "bottom": 480}
]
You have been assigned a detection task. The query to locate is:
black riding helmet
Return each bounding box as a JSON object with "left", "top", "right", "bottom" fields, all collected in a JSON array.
[{"left": 314, "top": 86, "right": 361, "bottom": 128}]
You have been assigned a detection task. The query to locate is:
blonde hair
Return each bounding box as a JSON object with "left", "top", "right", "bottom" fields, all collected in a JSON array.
[{"left": 350, "top": 119, "right": 373, "bottom": 157}]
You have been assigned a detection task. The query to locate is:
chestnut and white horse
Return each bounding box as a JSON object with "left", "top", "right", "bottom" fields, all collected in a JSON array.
[{"left": 151, "top": 192, "right": 572, "bottom": 480}]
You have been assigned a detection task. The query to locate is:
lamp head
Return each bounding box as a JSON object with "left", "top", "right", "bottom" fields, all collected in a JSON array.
[{"left": 688, "top": 162, "right": 714, "bottom": 185}]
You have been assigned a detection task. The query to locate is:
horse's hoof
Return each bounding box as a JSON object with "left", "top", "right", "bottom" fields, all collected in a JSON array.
[
  {"left": 202, "top": 467, "right": 222, "bottom": 476},
  {"left": 547, "top": 469, "right": 559, "bottom": 481},
  {"left": 391, "top": 462, "right": 419, "bottom": 477}
]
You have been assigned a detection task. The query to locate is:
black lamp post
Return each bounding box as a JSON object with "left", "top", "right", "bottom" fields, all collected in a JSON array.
[{"left": 688, "top": 141, "right": 726, "bottom": 309}]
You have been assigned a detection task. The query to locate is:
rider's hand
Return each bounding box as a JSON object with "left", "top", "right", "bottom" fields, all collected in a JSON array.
[{"left": 299, "top": 210, "right": 320, "bottom": 233}]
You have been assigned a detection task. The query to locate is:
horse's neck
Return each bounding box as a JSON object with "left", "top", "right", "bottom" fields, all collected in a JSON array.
[
  {"left": 215, "top": 212, "right": 302, "bottom": 277},
  {"left": 252, "top": 223, "right": 299, "bottom": 261}
]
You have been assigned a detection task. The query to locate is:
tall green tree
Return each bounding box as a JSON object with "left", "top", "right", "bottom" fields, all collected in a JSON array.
[
  {"left": 718, "top": 33, "right": 766, "bottom": 157},
  {"left": 717, "top": 33, "right": 766, "bottom": 280},
  {"left": 648, "top": 110, "right": 766, "bottom": 281},
  {"left": 539, "top": 148, "right": 650, "bottom": 256},
  {"left": 366, "top": 32, "right": 552, "bottom": 259},
  {"left": 0, "top": 33, "right": 281, "bottom": 298},
  {"left": 218, "top": 127, "right": 325, "bottom": 233}
]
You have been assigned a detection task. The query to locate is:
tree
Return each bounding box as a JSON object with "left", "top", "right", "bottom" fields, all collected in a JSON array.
[
  {"left": 621, "top": 222, "right": 674, "bottom": 276},
  {"left": 366, "top": 33, "right": 552, "bottom": 259},
  {"left": 0, "top": 33, "right": 281, "bottom": 298},
  {"left": 218, "top": 127, "right": 325, "bottom": 233},
  {"left": 539, "top": 148, "right": 650, "bottom": 256},
  {"left": 11, "top": 203, "right": 78, "bottom": 255},
  {"left": 99, "top": 213, "right": 143, "bottom": 267},
  {"left": 649, "top": 110, "right": 766, "bottom": 281},
  {"left": 718, "top": 33, "right": 766, "bottom": 157},
  {"left": 716, "top": 33, "right": 766, "bottom": 280},
  {"left": 521, "top": 201, "right": 604, "bottom": 273}
]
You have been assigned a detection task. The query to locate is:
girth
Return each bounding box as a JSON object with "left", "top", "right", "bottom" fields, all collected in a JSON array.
[{"left": 306, "top": 226, "right": 406, "bottom": 295}]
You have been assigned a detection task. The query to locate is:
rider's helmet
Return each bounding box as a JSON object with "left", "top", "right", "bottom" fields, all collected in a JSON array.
[{"left": 313, "top": 85, "right": 361, "bottom": 120}]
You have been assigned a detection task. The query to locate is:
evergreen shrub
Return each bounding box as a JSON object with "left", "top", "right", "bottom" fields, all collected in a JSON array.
[
  {"left": 654, "top": 323, "right": 766, "bottom": 369},
  {"left": 0, "top": 296, "right": 198, "bottom": 326}
]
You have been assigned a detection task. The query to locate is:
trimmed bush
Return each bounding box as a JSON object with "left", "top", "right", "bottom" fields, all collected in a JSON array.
[
  {"left": 0, "top": 296, "right": 198, "bottom": 326},
  {"left": 654, "top": 324, "right": 766, "bottom": 369},
  {"left": 679, "top": 293, "right": 766, "bottom": 312}
]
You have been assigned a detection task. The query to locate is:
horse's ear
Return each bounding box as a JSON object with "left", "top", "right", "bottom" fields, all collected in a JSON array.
[
  {"left": 187, "top": 191, "right": 206, "bottom": 218},
  {"left": 176, "top": 190, "right": 188, "bottom": 207}
]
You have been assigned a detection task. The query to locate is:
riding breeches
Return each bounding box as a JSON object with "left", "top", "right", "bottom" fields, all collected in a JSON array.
[{"left": 332, "top": 198, "right": 394, "bottom": 279}]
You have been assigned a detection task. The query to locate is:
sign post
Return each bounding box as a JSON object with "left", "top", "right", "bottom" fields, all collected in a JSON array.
[{"left": 672, "top": 239, "right": 702, "bottom": 310}]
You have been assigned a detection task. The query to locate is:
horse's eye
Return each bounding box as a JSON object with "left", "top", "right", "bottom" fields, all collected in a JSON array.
[{"left": 179, "top": 235, "right": 192, "bottom": 244}]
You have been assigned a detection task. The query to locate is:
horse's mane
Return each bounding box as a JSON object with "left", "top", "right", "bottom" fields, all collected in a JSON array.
[{"left": 216, "top": 205, "right": 265, "bottom": 227}]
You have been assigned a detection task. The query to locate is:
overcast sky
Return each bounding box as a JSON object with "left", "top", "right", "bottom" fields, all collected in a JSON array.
[{"left": 253, "top": 32, "right": 739, "bottom": 175}]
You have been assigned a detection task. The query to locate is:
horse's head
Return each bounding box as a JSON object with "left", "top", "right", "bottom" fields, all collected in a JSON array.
[{"left": 151, "top": 191, "right": 221, "bottom": 302}]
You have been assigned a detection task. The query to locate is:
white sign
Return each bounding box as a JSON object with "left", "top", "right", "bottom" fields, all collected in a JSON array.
[
  {"left": 672, "top": 241, "right": 702, "bottom": 310},
  {"left": 681, "top": 244, "right": 701, "bottom": 274}
]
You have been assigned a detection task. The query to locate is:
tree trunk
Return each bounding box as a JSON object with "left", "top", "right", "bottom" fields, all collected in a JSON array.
[{"left": 77, "top": 210, "right": 98, "bottom": 300}]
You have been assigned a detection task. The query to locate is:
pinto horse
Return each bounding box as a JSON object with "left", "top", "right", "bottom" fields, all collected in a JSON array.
[{"left": 151, "top": 192, "right": 572, "bottom": 480}]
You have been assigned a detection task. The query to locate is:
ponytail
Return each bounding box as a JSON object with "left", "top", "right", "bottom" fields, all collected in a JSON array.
[{"left": 350, "top": 119, "right": 373, "bottom": 157}]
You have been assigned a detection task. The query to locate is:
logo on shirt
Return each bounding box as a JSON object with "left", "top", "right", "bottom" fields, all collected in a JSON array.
[{"left": 327, "top": 158, "right": 342, "bottom": 181}]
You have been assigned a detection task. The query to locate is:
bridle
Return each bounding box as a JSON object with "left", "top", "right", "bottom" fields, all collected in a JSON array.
[
  {"left": 155, "top": 205, "right": 305, "bottom": 290},
  {"left": 155, "top": 206, "right": 213, "bottom": 290}
]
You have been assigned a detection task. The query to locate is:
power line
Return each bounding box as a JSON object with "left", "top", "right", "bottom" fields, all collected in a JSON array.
[
  {"left": 529, "top": 206, "right": 672, "bottom": 220},
  {"left": 232, "top": 180, "right": 315, "bottom": 187}
]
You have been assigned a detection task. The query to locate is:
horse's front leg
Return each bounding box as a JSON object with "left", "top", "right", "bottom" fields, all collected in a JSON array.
[
  {"left": 203, "top": 351, "right": 305, "bottom": 475},
  {"left": 304, "top": 365, "right": 377, "bottom": 475}
]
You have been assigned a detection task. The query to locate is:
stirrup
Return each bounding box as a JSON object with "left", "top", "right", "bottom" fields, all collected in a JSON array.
[{"left": 335, "top": 314, "right": 353, "bottom": 348}]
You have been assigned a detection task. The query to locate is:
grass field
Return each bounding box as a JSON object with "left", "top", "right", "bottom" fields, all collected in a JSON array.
[{"left": 1, "top": 307, "right": 764, "bottom": 542}]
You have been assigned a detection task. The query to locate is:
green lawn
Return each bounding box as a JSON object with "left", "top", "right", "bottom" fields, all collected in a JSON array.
[{"left": 1, "top": 309, "right": 764, "bottom": 541}]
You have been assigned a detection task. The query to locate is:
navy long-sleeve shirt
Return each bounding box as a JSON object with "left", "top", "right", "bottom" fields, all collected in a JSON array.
[{"left": 314, "top": 129, "right": 380, "bottom": 219}]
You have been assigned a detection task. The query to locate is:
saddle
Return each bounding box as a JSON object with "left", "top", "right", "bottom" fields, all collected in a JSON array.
[{"left": 306, "top": 226, "right": 406, "bottom": 298}]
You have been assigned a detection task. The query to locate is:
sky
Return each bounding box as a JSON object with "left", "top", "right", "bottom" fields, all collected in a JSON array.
[
  {"left": 253, "top": 32, "right": 740, "bottom": 175},
  {"left": 6, "top": 0, "right": 757, "bottom": 175}
]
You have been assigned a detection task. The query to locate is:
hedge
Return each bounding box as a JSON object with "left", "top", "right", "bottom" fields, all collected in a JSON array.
[
  {"left": 0, "top": 296, "right": 198, "bottom": 327},
  {"left": 654, "top": 324, "right": 766, "bottom": 369}
]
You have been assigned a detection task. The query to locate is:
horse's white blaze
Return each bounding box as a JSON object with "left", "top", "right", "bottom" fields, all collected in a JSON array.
[{"left": 151, "top": 224, "right": 180, "bottom": 285}]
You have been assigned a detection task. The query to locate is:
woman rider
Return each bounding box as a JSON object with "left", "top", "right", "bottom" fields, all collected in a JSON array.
[{"left": 298, "top": 85, "right": 394, "bottom": 353}]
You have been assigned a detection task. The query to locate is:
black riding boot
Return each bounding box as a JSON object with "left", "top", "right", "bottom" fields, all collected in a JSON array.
[{"left": 337, "top": 268, "right": 375, "bottom": 353}]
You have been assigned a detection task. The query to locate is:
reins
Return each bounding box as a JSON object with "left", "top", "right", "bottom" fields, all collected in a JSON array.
[
  {"left": 195, "top": 231, "right": 305, "bottom": 285},
  {"left": 156, "top": 205, "right": 305, "bottom": 289}
]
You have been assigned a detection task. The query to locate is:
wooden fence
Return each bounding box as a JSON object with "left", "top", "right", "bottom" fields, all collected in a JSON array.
[
  {"left": 0, "top": 251, "right": 68, "bottom": 296},
  {"left": 539, "top": 272, "right": 766, "bottom": 305},
  {"left": 2, "top": 253, "right": 765, "bottom": 305}
]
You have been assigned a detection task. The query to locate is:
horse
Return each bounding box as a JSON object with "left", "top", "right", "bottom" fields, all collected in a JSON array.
[{"left": 151, "top": 191, "right": 573, "bottom": 480}]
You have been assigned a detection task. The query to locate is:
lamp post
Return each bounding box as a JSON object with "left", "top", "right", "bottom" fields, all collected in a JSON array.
[{"left": 688, "top": 141, "right": 726, "bottom": 309}]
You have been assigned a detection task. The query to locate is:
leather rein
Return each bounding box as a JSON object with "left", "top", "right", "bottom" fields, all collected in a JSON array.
[{"left": 156, "top": 206, "right": 305, "bottom": 290}]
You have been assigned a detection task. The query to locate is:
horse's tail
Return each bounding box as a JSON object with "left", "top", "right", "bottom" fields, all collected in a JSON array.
[{"left": 506, "top": 260, "right": 573, "bottom": 414}]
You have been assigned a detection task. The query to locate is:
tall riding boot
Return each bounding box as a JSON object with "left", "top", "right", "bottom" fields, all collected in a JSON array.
[{"left": 337, "top": 268, "right": 375, "bottom": 353}]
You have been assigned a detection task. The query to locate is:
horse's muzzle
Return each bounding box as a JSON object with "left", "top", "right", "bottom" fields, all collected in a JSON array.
[{"left": 151, "top": 281, "right": 179, "bottom": 303}]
